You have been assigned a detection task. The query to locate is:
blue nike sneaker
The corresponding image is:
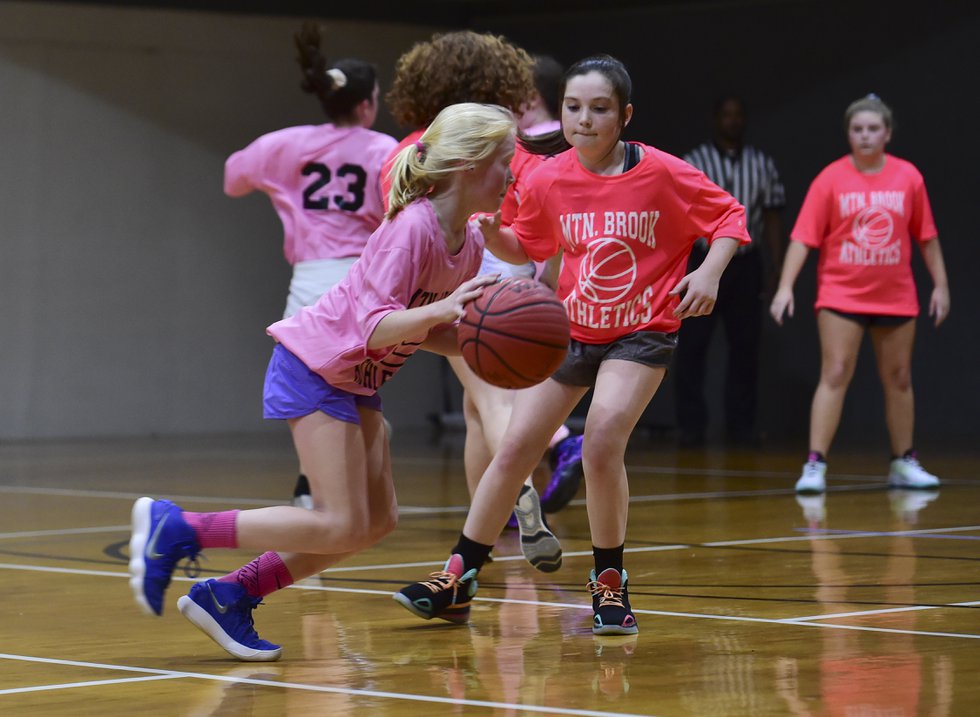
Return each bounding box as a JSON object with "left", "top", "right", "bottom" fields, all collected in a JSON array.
[
  {"left": 128, "top": 497, "right": 200, "bottom": 616},
  {"left": 178, "top": 579, "right": 282, "bottom": 661}
]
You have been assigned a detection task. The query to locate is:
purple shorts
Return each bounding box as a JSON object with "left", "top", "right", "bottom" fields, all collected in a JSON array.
[{"left": 263, "top": 343, "right": 382, "bottom": 424}]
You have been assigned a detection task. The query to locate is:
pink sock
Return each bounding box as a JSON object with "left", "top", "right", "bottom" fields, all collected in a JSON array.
[
  {"left": 219, "top": 552, "right": 294, "bottom": 598},
  {"left": 549, "top": 424, "right": 571, "bottom": 449},
  {"left": 182, "top": 510, "right": 239, "bottom": 549}
]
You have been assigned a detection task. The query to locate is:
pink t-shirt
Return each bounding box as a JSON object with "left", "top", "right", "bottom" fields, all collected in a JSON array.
[
  {"left": 511, "top": 143, "right": 749, "bottom": 342},
  {"left": 225, "top": 124, "right": 397, "bottom": 264},
  {"left": 267, "top": 198, "right": 483, "bottom": 395},
  {"left": 791, "top": 154, "right": 938, "bottom": 316}
]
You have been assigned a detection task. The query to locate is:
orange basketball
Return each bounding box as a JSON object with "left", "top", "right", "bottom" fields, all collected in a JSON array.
[{"left": 457, "top": 278, "right": 570, "bottom": 389}]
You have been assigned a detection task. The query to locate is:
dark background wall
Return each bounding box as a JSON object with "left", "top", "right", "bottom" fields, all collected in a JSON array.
[
  {"left": 474, "top": 0, "right": 979, "bottom": 449},
  {"left": 1, "top": 0, "right": 976, "bottom": 453}
]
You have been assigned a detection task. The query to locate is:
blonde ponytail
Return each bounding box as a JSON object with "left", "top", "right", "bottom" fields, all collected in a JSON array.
[{"left": 386, "top": 103, "right": 515, "bottom": 218}]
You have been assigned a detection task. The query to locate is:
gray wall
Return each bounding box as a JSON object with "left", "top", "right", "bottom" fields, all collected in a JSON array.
[{"left": 0, "top": 1, "right": 441, "bottom": 439}]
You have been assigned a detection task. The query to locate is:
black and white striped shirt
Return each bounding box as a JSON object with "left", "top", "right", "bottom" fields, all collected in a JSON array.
[{"left": 684, "top": 142, "right": 785, "bottom": 254}]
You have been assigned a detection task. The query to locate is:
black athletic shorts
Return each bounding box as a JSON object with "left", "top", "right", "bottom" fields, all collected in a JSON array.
[
  {"left": 551, "top": 331, "right": 678, "bottom": 388},
  {"left": 825, "top": 308, "right": 914, "bottom": 328}
]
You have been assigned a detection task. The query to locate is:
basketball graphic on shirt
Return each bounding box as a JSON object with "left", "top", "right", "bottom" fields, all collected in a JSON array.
[
  {"left": 851, "top": 206, "right": 894, "bottom": 249},
  {"left": 578, "top": 238, "right": 637, "bottom": 304}
]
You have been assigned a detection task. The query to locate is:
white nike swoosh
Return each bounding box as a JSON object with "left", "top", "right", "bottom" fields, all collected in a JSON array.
[
  {"left": 208, "top": 583, "right": 229, "bottom": 614},
  {"left": 145, "top": 510, "right": 168, "bottom": 560}
]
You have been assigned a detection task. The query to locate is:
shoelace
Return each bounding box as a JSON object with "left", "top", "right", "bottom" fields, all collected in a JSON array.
[
  {"left": 420, "top": 570, "right": 463, "bottom": 596},
  {"left": 587, "top": 579, "right": 625, "bottom": 608},
  {"left": 180, "top": 545, "right": 202, "bottom": 579},
  {"left": 239, "top": 596, "right": 265, "bottom": 641}
]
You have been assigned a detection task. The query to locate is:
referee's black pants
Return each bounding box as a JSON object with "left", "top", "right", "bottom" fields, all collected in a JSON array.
[{"left": 674, "top": 247, "right": 764, "bottom": 444}]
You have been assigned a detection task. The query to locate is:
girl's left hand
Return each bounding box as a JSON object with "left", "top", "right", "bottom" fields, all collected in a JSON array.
[
  {"left": 930, "top": 285, "right": 950, "bottom": 327},
  {"left": 669, "top": 270, "right": 719, "bottom": 319},
  {"left": 443, "top": 274, "right": 499, "bottom": 322}
]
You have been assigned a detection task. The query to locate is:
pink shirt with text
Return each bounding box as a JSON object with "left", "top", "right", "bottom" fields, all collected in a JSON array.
[
  {"left": 225, "top": 124, "right": 397, "bottom": 264},
  {"left": 267, "top": 199, "right": 483, "bottom": 395},
  {"left": 791, "top": 154, "right": 938, "bottom": 316},
  {"left": 511, "top": 144, "right": 749, "bottom": 342}
]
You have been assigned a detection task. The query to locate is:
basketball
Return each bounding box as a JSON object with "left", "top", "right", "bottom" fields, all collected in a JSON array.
[{"left": 458, "top": 277, "right": 570, "bottom": 389}]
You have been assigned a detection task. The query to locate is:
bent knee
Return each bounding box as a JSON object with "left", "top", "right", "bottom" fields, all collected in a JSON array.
[{"left": 302, "top": 513, "right": 376, "bottom": 554}]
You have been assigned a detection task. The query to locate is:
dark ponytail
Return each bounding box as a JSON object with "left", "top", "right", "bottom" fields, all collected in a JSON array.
[
  {"left": 519, "top": 128, "right": 570, "bottom": 156},
  {"left": 294, "top": 21, "right": 377, "bottom": 122}
]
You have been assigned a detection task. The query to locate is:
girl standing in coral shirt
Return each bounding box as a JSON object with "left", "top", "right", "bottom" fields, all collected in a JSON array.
[{"left": 771, "top": 94, "right": 950, "bottom": 495}]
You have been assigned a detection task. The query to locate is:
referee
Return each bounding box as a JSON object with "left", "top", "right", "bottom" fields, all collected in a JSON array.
[{"left": 675, "top": 95, "right": 786, "bottom": 447}]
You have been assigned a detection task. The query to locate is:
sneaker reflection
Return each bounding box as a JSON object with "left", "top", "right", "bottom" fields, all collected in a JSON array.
[
  {"left": 776, "top": 497, "right": 954, "bottom": 716},
  {"left": 591, "top": 634, "right": 638, "bottom": 699}
]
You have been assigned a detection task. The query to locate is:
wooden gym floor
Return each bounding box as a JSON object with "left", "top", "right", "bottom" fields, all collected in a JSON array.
[{"left": 1, "top": 429, "right": 978, "bottom": 716}]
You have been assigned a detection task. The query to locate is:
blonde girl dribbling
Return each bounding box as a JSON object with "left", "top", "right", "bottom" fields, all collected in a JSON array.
[{"left": 127, "top": 103, "right": 516, "bottom": 661}]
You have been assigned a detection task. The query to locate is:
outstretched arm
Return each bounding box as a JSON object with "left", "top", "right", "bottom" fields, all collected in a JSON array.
[{"left": 478, "top": 212, "right": 532, "bottom": 265}]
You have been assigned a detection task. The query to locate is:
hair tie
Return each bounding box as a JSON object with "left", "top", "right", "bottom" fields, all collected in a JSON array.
[
  {"left": 326, "top": 68, "right": 347, "bottom": 88},
  {"left": 414, "top": 140, "right": 427, "bottom": 161}
]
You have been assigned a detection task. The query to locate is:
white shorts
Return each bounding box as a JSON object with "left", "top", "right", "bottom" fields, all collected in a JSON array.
[
  {"left": 479, "top": 250, "right": 535, "bottom": 279},
  {"left": 283, "top": 257, "right": 359, "bottom": 318}
]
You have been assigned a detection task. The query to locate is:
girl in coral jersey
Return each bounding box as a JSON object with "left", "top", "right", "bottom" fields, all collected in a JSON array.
[
  {"left": 128, "top": 103, "right": 516, "bottom": 661},
  {"left": 771, "top": 94, "right": 950, "bottom": 495},
  {"left": 224, "top": 22, "right": 397, "bottom": 508},
  {"left": 395, "top": 55, "right": 749, "bottom": 636}
]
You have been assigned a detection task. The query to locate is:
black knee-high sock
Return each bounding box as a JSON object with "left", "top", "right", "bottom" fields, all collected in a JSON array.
[
  {"left": 593, "top": 544, "right": 624, "bottom": 574},
  {"left": 452, "top": 534, "right": 493, "bottom": 572}
]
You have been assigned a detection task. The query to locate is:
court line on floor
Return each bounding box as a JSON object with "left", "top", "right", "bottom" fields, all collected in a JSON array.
[
  {"left": 465, "top": 595, "right": 980, "bottom": 640},
  {"left": 0, "top": 485, "right": 276, "bottom": 507},
  {"left": 2, "top": 558, "right": 978, "bottom": 642},
  {"left": 0, "top": 674, "right": 180, "bottom": 695},
  {"left": 0, "top": 478, "right": 917, "bottom": 513},
  {"left": 783, "top": 599, "right": 980, "bottom": 622},
  {"left": 0, "top": 525, "right": 131, "bottom": 540},
  {"left": 322, "top": 524, "right": 980, "bottom": 571},
  {"left": 0, "top": 652, "right": 659, "bottom": 717}
]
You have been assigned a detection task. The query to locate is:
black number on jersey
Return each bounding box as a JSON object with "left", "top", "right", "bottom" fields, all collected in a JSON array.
[
  {"left": 334, "top": 164, "right": 366, "bottom": 211},
  {"left": 301, "top": 162, "right": 367, "bottom": 212}
]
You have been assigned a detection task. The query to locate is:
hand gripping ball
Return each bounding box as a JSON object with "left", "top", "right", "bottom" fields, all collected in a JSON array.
[{"left": 457, "top": 277, "right": 570, "bottom": 389}]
